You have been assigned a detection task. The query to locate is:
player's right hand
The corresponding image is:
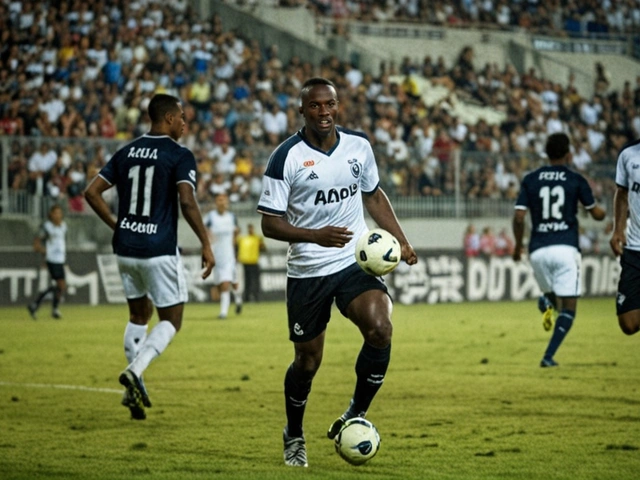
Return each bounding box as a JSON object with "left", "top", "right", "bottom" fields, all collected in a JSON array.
[
  {"left": 314, "top": 226, "right": 353, "bottom": 248},
  {"left": 609, "top": 231, "right": 625, "bottom": 257},
  {"left": 201, "top": 248, "right": 215, "bottom": 279}
]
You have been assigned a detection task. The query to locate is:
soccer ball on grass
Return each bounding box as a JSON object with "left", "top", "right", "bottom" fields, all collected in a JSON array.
[
  {"left": 334, "top": 417, "right": 381, "bottom": 466},
  {"left": 355, "top": 228, "right": 401, "bottom": 276}
]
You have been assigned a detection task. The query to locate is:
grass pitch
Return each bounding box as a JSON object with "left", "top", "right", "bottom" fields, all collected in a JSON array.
[{"left": 0, "top": 298, "right": 638, "bottom": 479}]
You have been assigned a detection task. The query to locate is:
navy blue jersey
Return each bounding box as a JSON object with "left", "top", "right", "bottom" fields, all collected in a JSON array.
[
  {"left": 99, "top": 134, "right": 197, "bottom": 258},
  {"left": 515, "top": 165, "right": 596, "bottom": 253}
]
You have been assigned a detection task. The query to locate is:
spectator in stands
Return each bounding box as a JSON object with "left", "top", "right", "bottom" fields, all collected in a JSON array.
[
  {"left": 479, "top": 226, "right": 496, "bottom": 257},
  {"left": 464, "top": 223, "right": 480, "bottom": 257}
]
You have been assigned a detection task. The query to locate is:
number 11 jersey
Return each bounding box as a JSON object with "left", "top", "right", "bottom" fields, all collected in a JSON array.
[{"left": 98, "top": 134, "right": 197, "bottom": 258}]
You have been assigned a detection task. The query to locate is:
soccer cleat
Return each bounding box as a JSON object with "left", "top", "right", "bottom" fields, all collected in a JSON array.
[
  {"left": 327, "top": 409, "right": 366, "bottom": 440},
  {"left": 283, "top": 428, "right": 308, "bottom": 467},
  {"left": 541, "top": 306, "right": 554, "bottom": 332},
  {"left": 217, "top": 314, "right": 227, "bottom": 320},
  {"left": 540, "top": 358, "right": 559, "bottom": 368},
  {"left": 52, "top": 309, "right": 62, "bottom": 319},
  {"left": 119, "top": 369, "right": 152, "bottom": 408},
  {"left": 538, "top": 296, "right": 555, "bottom": 331},
  {"left": 235, "top": 303, "right": 242, "bottom": 315},
  {"left": 121, "top": 390, "right": 146, "bottom": 420},
  {"left": 27, "top": 303, "right": 37, "bottom": 320}
]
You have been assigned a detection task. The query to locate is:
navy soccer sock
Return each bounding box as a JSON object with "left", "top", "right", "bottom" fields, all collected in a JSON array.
[
  {"left": 284, "top": 363, "right": 313, "bottom": 438},
  {"left": 350, "top": 342, "right": 391, "bottom": 416},
  {"left": 543, "top": 310, "right": 575, "bottom": 361},
  {"left": 34, "top": 286, "right": 55, "bottom": 308}
]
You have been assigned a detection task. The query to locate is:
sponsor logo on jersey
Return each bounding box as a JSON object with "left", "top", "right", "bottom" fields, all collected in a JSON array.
[
  {"left": 303, "top": 160, "right": 315, "bottom": 167},
  {"left": 307, "top": 171, "right": 319, "bottom": 180},
  {"left": 536, "top": 221, "right": 569, "bottom": 232},
  {"left": 633, "top": 164, "right": 639, "bottom": 169},
  {"left": 632, "top": 182, "right": 640, "bottom": 193},
  {"left": 314, "top": 183, "right": 358, "bottom": 205},
  {"left": 120, "top": 217, "right": 158, "bottom": 235},
  {"left": 348, "top": 158, "right": 362, "bottom": 178},
  {"left": 127, "top": 147, "right": 158, "bottom": 159}
]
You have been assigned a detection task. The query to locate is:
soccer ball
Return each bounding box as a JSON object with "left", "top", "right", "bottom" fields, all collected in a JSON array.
[
  {"left": 355, "top": 228, "right": 401, "bottom": 276},
  {"left": 335, "top": 417, "right": 381, "bottom": 466}
]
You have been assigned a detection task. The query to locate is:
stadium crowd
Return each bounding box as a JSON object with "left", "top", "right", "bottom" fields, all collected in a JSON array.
[{"left": 1, "top": 0, "right": 639, "bottom": 215}]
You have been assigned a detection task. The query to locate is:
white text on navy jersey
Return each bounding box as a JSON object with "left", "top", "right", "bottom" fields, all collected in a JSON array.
[{"left": 120, "top": 217, "right": 158, "bottom": 234}]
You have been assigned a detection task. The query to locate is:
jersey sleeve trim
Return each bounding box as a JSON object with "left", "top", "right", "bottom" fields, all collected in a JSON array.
[
  {"left": 616, "top": 183, "right": 629, "bottom": 190},
  {"left": 98, "top": 173, "right": 113, "bottom": 185},
  {"left": 514, "top": 205, "right": 527, "bottom": 210},
  {"left": 362, "top": 182, "right": 380, "bottom": 195},
  {"left": 257, "top": 205, "right": 285, "bottom": 216}
]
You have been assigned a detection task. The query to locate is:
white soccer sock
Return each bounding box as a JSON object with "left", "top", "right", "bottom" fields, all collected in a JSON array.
[
  {"left": 220, "top": 291, "right": 230, "bottom": 316},
  {"left": 232, "top": 289, "right": 242, "bottom": 306},
  {"left": 128, "top": 321, "right": 176, "bottom": 378},
  {"left": 124, "top": 322, "right": 148, "bottom": 363}
]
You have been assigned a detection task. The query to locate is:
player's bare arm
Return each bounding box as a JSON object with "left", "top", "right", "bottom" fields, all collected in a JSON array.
[
  {"left": 512, "top": 208, "right": 527, "bottom": 262},
  {"left": 177, "top": 182, "right": 214, "bottom": 279},
  {"left": 84, "top": 175, "right": 117, "bottom": 230},
  {"left": 610, "top": 186, "right": 629, "bottom": 257},
  {"left": 362, "top": 188, "right": 417, "bottom": 265},
  {"left": 261, "top": 214, "right": 353, "bottom": 248}
]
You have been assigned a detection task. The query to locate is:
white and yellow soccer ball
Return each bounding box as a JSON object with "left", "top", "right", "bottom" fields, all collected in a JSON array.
[
  {"left": 355, "top": 228, "right": 401, "bottom": 276},
  {"left": 334, "top": 417, "right": 381, "bottom": 466}
]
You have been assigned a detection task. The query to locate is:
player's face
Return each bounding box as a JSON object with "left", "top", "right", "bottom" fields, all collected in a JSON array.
[
  {"left": 215, "top": 194, "right": 229, "bottom": 212},
  {"left": 299, "top": 84, "right": 339, "bottom": 145},
  {"left": 49, "top": 207, "right": 63, "bottom": 225},
  {"left": 169, "top": 103, "right": 186, "bottom": 141}
]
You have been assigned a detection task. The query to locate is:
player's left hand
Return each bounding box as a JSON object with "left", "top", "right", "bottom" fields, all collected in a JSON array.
[{"left": 401, "top": 243, "right": 418, "bottom": 265}]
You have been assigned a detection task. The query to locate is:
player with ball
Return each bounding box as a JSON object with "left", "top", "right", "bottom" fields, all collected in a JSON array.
[{"left": 258, "top": 77, "right": 418, "bottom": 467}]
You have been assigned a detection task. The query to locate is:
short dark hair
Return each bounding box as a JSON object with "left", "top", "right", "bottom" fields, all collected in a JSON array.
[
  {"left": 147, "top": 94, "right": 180, "bottom": 123},
  {"left": 300, "top": 77, "right": 336, "bottom": 99},
  {"left": 545, "top": 132, "right": 570, "bottom": 160}
]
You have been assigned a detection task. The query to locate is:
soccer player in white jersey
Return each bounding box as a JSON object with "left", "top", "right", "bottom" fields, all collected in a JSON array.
[
  {"left": 204, "top": 192, "right": 242, "bottom": 319},
  {"left": 610, "top": 138, "right": 640, "bottom": 335},
  {"left": 257, "top": 77, "right": 418, "bottom": 467},
  {"left": 513, "top": 132, "right": 605, "bottom": 367},
  {"left": 85, "top": 94, "right": 214, "bottom": 420},
  {"left": 27, "top": 204, "right": 67, "bottom": 320}
]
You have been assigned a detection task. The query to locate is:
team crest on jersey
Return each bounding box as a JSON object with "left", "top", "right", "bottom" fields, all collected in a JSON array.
[{"left": 348, "top": 158, "right": 362, "bottom": 179}]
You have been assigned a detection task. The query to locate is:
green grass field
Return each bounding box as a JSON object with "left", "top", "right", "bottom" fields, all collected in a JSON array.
[{"left": 1, "top": 299, "right": 638, "bottom": 479}]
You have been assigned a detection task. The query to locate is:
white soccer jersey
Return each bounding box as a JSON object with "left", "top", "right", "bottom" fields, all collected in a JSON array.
[
  {"left": 204, "top": 209, "right": 237, "bottom": 275},
  {"left": 257, "top": 127, "right": 379, "bottom": 278},
  {"left": 615, "top": 141, "right": 640, "bottom": 251},
  {"left": 40, "top": 220, "right": 67, "bottom": 264}
]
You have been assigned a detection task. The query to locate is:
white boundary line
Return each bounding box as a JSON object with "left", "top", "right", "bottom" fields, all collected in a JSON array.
[{"left": 0, "top": 380, "right": 122, "bottom": 394}]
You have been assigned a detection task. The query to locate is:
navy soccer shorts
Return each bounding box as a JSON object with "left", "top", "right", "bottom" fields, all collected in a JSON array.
[
  {"left": 286, "top": 262, "right": 389, "bottom": 343},
  {"left": 616, "top": 249, "right": 640, "bottom": 315}
]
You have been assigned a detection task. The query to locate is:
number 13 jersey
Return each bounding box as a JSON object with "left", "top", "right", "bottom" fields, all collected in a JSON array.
[{"left": 99, "top": 134, "right": 197, "bottom": 258}]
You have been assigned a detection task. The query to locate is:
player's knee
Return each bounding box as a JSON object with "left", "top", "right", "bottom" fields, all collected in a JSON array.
[
  {"left": 294, "top": 354, "right": 322, "bottom": 378},
  {"left": 362, "top": 319, "right": 392, "bottom": 348},
  {"left": 618, "top": 316, "right": 640, "bottom": 335}
]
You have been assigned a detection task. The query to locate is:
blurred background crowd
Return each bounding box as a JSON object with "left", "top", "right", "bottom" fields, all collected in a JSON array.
[{"left": 1, "top": 0, "right": 638, "bottom": 232}]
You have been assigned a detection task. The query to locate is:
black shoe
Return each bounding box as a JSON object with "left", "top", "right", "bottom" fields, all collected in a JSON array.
[
  {"left": 52, "top": 308, "right": 62, "bottom": 319},
  {"left": 121, "top": 390, "right": 146, "bottom": 420},
  {"left": 235, "top": 303, "right": 242, "bottom": 315},
  {"left": 119, "top": 369, "right": 152, "bottom": 408},
  {"left": 27, "top": 303, "right": 37, "bottom": 320}
]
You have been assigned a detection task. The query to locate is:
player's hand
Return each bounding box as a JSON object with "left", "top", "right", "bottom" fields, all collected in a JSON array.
[
  {"left": 512, "top": 248, "right": 522, "bottom": 262},
  {"left": 201, "top": 247, "right": 215, "bottom": 279},
  {"left": 401, "top": 243, "right": 418, "bottom": 265},
  {"left": 609, "top": 231, "right": 625, "bottom": 257},
  {"left": 314, "top": 226, "right": 353, "bottom": 248}
]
